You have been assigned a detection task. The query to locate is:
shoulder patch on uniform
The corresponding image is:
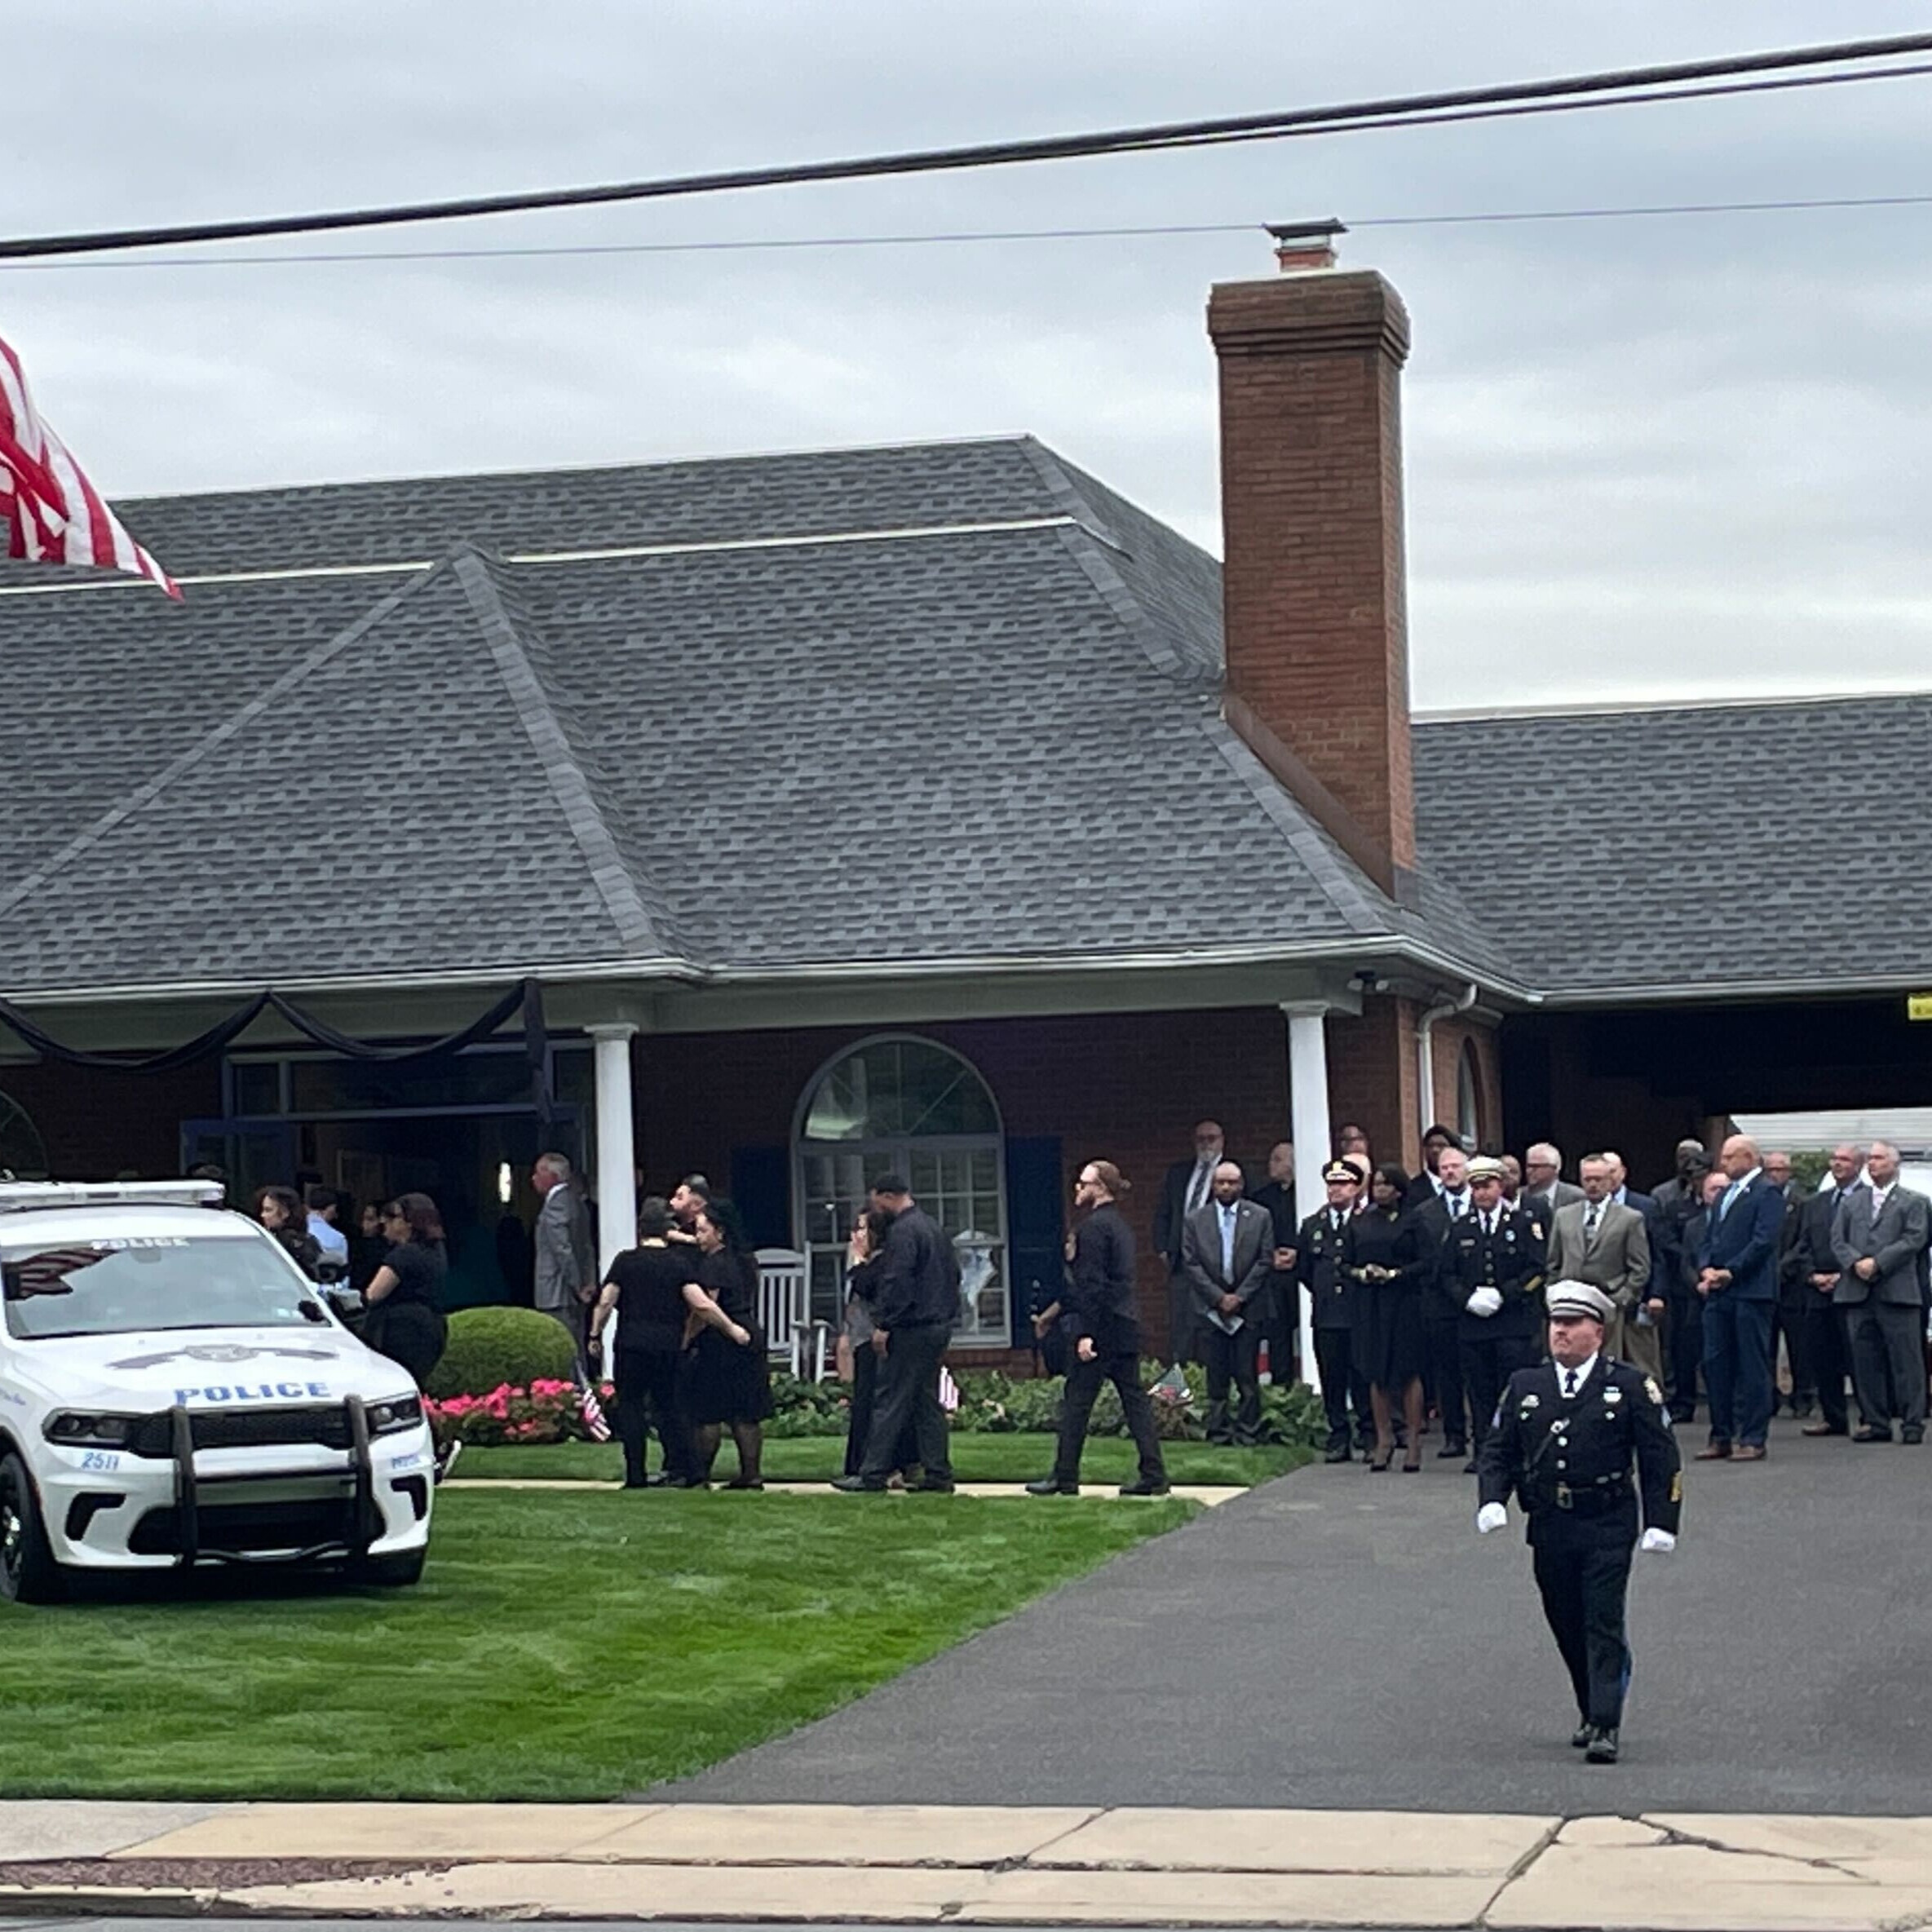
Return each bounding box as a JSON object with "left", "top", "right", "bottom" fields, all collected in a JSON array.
[
  {"left": 1521, "top": 1393, "right": 1541, "bottom": 1409},
  {"left": 1644, "top": 1376, "right": 1665, "bottom": 1407},
  {"left": 1530, "top": 1220, "right": 1545, "bottom": 1240}
]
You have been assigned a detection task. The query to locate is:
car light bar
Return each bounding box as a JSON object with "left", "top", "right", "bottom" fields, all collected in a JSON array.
[{"left": 0, "top": 1180, "right": 225, "bottom": 1214}]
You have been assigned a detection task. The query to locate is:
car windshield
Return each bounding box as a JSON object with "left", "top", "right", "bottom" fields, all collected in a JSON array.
[{"left": 0, "top": 1231, "right": 321, "bottom": 1340}]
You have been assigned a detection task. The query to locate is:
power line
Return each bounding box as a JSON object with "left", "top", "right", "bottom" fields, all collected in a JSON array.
[
  {"left": 4, "top": 32, "right": 1931, "bottom": 260},
  {"left": 3, "top": 192, "right": 1928, "bottom": 276}
]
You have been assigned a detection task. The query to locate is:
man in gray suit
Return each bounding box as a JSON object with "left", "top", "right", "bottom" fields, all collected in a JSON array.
[
  {"left": 1181, "top": 1161, "right": 1275, "bottom": 1445},
  {"left": 1543, "top": 1153, "right": 1660, "bottom": 1380},
  {"left": 532, "top": 1151, "right": 598, "bottom": 1368},
  {"left": 1520, "top": 1143, "right": 1585, "bottom": 1224},
  {"left": 1831, "top": 1140, "right": 1930, "bottom": 1443}
]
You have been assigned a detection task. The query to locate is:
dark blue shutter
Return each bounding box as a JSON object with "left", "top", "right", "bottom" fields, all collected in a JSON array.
[
  {"left": 1004, "top": 1135, "right": 1063, "bottom": 1346},
  {"left": 729, "top": 1145, "right": 791, "bottom": 1250}
]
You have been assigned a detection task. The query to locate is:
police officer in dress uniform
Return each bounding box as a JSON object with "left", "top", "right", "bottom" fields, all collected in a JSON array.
[
  {"left": 1443, "top": 1155, "right": 1545, "bottom": 1473},
  {"left": 1476, "top": 1282, "right": 1683, "bottom": 1765},
  {"left": 1296, "top": 1159, "right": 1370, "bottom": 1461}
]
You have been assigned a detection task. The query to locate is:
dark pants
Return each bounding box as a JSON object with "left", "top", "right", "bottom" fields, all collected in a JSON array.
[
  {"left": 1461, "top": 1332, "right": 1533, "bottom": 1453},
  {"left": 1666, "top": 1294, "right": 1704, "bottom": 1421},
  {"left": 846, "top": 1335, "right": 922, "bottom": 1476},
  {"left": 858, "top": 1323, "right": 953, "bottom": 1483},
  {"left": 1846, "top": 1301, "right": 1929, "bottom": 1434},
  {"left": 614, "top": 1346, "right": 690, "bottom": 1486},
  {"left": 1802, "top": 1293, "right": 1851, "bottom": 1431},
  {"left": 1312, "top": 1325, "right": 1363, "bottom": 1452},
  {"left": 1054, "top": 1351, "right": 1166, "bottom": 1486},
  {"left": 1426, "top": 1315, "right": 1467, "bottom": 1446},
  {"left": 1532, "top": 1514, "right": 1638, "bottom": 1729},
  {"left": 1198, "top": 1321, "right": 1262, "bottom": 1444},
  {"left": 1703, "top": 1293, "right": 1774, "bottom": 1448},
  {"left": 1773, "top": 1299, "right": 1817, "bottom": 1409}
]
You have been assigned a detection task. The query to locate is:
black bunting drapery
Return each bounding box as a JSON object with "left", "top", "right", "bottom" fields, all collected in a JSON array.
[{"left": 0, "top": 979, "right": 553, "bottom": 1121}]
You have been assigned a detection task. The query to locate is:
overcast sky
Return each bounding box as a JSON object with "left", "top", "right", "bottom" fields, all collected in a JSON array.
[{"left": 10, "top": 2, "right": 1932, "bottom": 707}]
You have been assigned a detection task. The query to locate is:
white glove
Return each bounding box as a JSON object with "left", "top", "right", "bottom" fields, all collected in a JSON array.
[
  {"left": 1639, "top": 1527, "right": 1676, "bottom": 1554},
  {"left": 1475, "top": 1501, "right": 1507, "bottom": 1535},
  {"left": 1465, "top": 1286, "right": 1503, "bottom": 1319}
]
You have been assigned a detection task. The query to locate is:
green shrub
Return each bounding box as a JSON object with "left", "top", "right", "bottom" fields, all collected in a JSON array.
[
  {"left": 766, "top": 1371, "right": 852, "bottom": 1438},
  {"left": 425, "top": 1306, "right": 578, "bottom": 1398}
]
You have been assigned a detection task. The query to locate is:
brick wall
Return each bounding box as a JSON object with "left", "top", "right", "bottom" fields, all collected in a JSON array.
[
  {"left": 1325, "top": 996, "right": 1421, "bottom": 1174},
  {"left": 1430, "top": 1013, "right": 1505, "bottom": 1153},
  {"left": 1209, "top": 270, "right": 1417, "bottom": 895},
  {"left": 0, "top": 1059, "right": 219, "bottom": 1179}
]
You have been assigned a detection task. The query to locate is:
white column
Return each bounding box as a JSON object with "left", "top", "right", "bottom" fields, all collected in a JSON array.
[
  {"left": 588, "top": 1024, "right": 638, "bottom": 1276},
  {"left": 1283, "top": 1001, "right": 1333, "bottom": 1395}
]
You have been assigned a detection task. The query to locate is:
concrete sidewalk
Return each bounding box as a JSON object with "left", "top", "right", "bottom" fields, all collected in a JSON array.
[
  {"left": 445, "top": 1479, "right": 1245, "bottom": 1505},
  {"left": 7, "top": 1801, "right": 1932, "bottom": 1926}
]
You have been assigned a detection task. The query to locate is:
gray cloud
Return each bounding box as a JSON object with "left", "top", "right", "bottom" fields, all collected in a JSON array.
[{"left": 8, "top": 0, "right": 1932, "bottom": 706}]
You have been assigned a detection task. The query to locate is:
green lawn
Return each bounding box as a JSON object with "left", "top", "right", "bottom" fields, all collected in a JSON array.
[
  {"left": 0, "top": 1486, "right": 1192, "bottom": 1801},
  {"left": 457, "top": 1435, "right": 1307, "bottom": 1487}
]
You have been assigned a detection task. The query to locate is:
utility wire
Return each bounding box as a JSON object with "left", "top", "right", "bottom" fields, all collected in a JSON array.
[
  {"left": 4, "top": 193, "right": 1929, "bottom": 276},
  {"left": 4, "top": 31, "right": 1932, "bottom": 260}
]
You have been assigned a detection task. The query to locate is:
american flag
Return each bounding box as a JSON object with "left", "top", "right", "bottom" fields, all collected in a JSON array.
[
  {"left": 0, "top": 333, "right": 179, "bottom": 597},
  {"left": 577, "top": 1374, "right": 612, "bottom": 1443}
]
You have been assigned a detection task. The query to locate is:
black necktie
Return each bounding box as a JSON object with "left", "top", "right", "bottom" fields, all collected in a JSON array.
[{"left": 1563, "top": 1367, "right": 1579, "bottom": 1399}]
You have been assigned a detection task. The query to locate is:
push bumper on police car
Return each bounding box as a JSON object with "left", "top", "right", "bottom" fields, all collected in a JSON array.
[{"left": 36, "top": 1393, "right": 433, "bottom": 1571}]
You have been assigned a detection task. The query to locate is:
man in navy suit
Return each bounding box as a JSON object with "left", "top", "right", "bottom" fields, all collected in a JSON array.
[{"left": 1693, "top": 1134, "right": 1787, "bottom": 1462}]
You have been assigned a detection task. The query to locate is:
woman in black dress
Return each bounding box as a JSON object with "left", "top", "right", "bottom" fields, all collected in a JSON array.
[
  {"left": 253, "top": 1185, "right": 321, "bottom": 1280},
  {"left": 685, "top": 1203, "right": 773, "bottom": 1488},
  {"left": 590, "top": 1196, "right": 748, "bottom": 1488},
  {"left": 362, "top": 1192, "right": 450, "bottom": 1387},
  {"left": 1341, "top": 1163, "right": 1428, "bottom": 1472}
]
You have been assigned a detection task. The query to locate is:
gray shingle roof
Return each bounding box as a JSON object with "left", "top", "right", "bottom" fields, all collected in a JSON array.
[
  {"left": 1413, "top": 694, "right": 1932, "bottom": 997},
  {"left": 0, "top": 437, "right": 1432, "bottom": 995}
]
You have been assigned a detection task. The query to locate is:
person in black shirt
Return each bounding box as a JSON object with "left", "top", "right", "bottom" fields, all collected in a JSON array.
[
  {"left": 363, "top": 1192, "right": 450, "bottom": 1386},
  {"left": 842, "top": 1208, "right": 920, "bottom": 1482},
  {"left": 1028, "top": 1161, "right": 1169, "bottom": 1497},
  {"left": 590, "top": 1196, "right": 746, "bottom": 1488},
  {"left": 254, "top": 1185, "right": 321, "bottom": 1280},
  {"left": 1343, "top": 1163, "right": 1430, "bottom": 1471},
  {"left": 684, "top": 1203, "right": 773, "bottom": 1488},
  {"left": 833, "top": 1174, "right": 958, "bottom": 1493}
]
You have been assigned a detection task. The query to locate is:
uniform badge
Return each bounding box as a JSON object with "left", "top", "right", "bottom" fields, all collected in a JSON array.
[
  {"left": 1644, "top": 1376, "right": 1665, "bottom": 1407},
  {"left": 1603, "top": 1386, "right": 1623, "bottom": 1405},
  {"left": 1521, "top": 1393, "right": 1540, "bottom": 1409},
  {"left": 1530, "top": 1219, "right": 1545, "bottom": 1241}
]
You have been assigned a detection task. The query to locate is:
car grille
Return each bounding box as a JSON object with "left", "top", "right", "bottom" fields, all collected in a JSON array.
[
  {"left": 126, "top": 1406, "right": 351, "bottom": 1456},
  {"left": 129, "top": 1498, "right": 351, "bottom": 1558}
]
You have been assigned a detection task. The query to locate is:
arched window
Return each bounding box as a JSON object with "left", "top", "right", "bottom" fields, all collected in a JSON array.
[
  {"left": 795, "top": 1037, "right": 1009, "bottom": 1345},
  {"left": 0, "top": 1089, "right": 49, "bottom": 1179},
  {"left": 1456, "top": 1038, "right": 1483, "bottom": 1150}
]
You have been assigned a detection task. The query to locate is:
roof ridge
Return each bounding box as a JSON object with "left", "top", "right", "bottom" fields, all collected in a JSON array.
[
  {"left": 450, "top": 547, "right": 670, "bottom": 962},
  {"left": 1416, "top": 687, "right": 1932, "bottom": 727},
  {"left": 0, "top": 560, "right": 452, "bottom": 926}
]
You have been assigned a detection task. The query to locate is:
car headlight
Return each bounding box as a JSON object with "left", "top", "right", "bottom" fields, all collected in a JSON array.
[
  {"left": 366, "top": 1395, "right": 424, "bottom": 1436},
  {"left": 44, "top": 1412, "right": 139, "bottom": 1448}
]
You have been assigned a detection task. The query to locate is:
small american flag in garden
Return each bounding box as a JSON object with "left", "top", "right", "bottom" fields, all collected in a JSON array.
[
  {"left": 0, "top": 332, "right": 179, "bottom": 596},
  {"left": 938, "top": 1365, "right": 960, "bottom": 1413},
  {"left": 577, "top": 1375, "right": 612, "bottom": 1443}
]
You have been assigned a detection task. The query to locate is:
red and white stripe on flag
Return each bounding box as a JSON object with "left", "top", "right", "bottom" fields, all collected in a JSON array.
[{"left": 0, "top": 334, "right": 179, "bottom": 597}]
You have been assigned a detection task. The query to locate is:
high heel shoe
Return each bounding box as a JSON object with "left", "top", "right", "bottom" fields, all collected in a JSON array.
[
  {"left": 1402, "top": 1451, "right": 1421, "bottom": 1473},
  {"left": 1368, "top": 1445, "right": 1393, "bottom": 1471}
]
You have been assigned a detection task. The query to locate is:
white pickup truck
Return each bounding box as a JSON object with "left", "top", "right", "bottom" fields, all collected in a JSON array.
[{"left": 0, "top": 1181, "right": 435, "bottom": 1603}]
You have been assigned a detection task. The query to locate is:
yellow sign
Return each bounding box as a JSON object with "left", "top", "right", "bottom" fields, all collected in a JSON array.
[{"left": 1910, "top": 994, "right": 1932, "bottom": 1022}]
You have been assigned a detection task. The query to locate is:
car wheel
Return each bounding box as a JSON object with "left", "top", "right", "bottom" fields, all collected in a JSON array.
[
  {"left": 350, "top": 1546, "right": 426, "bottom": 1589},
  {"left": 0, "top": 1452, "right": 67, "bottom": 1604}
]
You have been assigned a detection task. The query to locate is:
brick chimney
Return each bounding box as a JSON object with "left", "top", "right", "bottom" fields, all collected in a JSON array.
[{"left": 1207, "top": 232, "right": 1417, "bottom": 904}]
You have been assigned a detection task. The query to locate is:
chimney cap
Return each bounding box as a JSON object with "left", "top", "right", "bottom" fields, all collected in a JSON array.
[{"left": 1266, "top": 218, "right": 1346, "bottom": 273}]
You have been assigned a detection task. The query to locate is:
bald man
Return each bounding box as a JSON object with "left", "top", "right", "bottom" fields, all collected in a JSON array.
[{"left": 1692, "top": 1134, "right": 1787, "bottom": 1461}]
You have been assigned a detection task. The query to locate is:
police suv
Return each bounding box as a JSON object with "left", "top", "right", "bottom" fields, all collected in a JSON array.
[{"left": 0, "top": 1180, "right": 435, "bottom": 1603}]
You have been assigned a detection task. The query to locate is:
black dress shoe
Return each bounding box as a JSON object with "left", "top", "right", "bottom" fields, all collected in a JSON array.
[
  {"left": 1569, "top": 1723, "right": 1594, "bottom": 1749},
  {"left": 913, "top": 1477, "right": 957, "bottom": 1493},
  {"left": 1802, "top": 1421, "right": 1847, "bottom": 1436},
  {"left": 1791, "top": 1398, "right": 1816, "bottom": 1419},
  {"left": 1438, "top": 1440, "right": 1467, "bottom": 1459},
  {"left": 1026, "top": 1478, "right": 1077, "bottom": 1496},
  {"left": 1904, "top": 1426, "right": 1925, "bottom": 1444},
  {"left": 830, "top": 1474, "right": 887, "bottom": 1492},
  {"left": 1324, "top": 1445, "right": 1351, "bottom": 1464},
  {"left": 1117, "top": 1478, "right": 1172, "bottom": 1497},
  {"left": 1852, "top": 1426, "right": 1894, "bottom": 1443},
  {"left": 1585, "top": 1727, "right": 1620, "bottom": 1765},
  {"left": 1462, "top": 1457, "right": 1479, "bottom": 1474}
]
